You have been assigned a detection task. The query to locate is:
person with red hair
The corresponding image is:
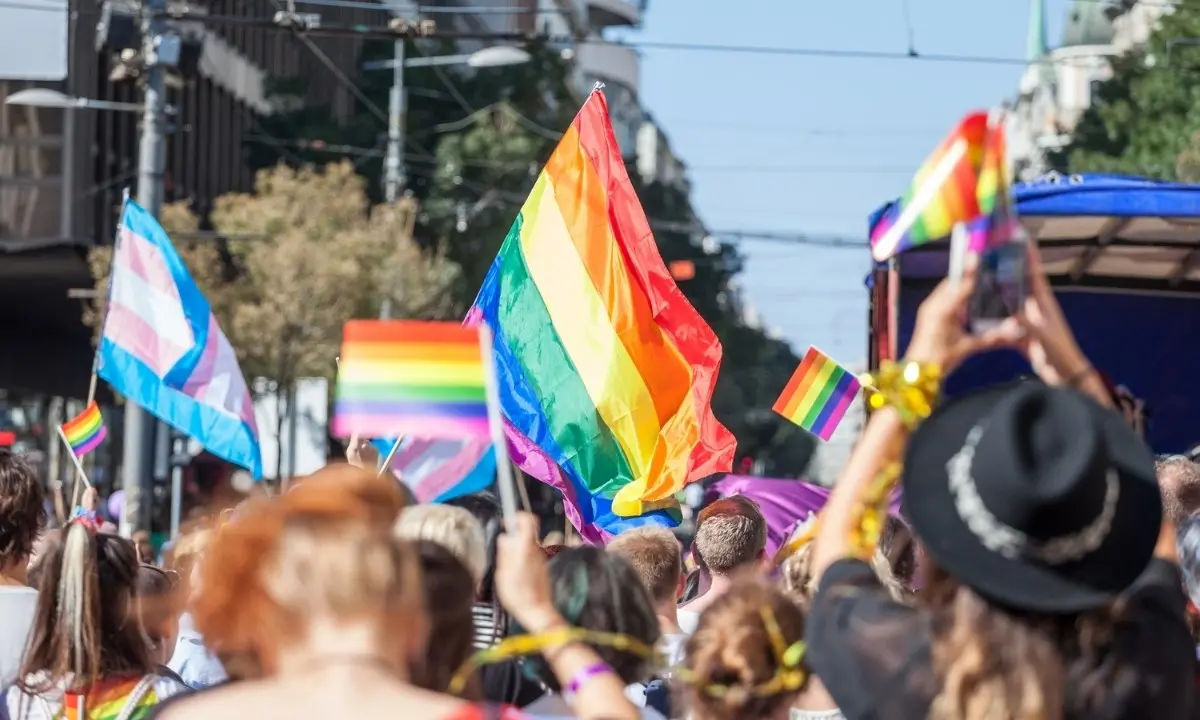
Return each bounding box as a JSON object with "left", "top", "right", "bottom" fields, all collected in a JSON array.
[{"left": 149, "top": 464, "right": 639, "bottom": 720}]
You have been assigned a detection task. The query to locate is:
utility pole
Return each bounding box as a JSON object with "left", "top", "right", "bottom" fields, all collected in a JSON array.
[
  {"left": 120, "top": 0, "right": 172, "bottom": 537},
  {"left": 378, "top": 33, "right": 407, "bottom": 322}
]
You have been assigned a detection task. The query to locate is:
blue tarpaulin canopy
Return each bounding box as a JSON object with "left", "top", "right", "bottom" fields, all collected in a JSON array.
[{"left": 868, "top": 172, "right": 1200, "bottom": 452}]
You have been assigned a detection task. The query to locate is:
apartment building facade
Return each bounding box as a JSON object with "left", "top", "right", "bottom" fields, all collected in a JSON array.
[{"left": 1006, "top": 0, "right": 1176, "bottom": 181}]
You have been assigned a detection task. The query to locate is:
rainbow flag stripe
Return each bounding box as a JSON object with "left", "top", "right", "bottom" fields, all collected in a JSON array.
[
  {"left": 62, "top": 401, "right": 107, "bottom": 457},
  {"left": 467, "top": 89, "right": 734, "bottom": 534},
  {"left": 63, "top": 675, "right": 163, "bottom": 720},
  {"left": 870, "top": 112, "right": 990, "bottom": 262},
  {"left": 773, "top": 347, "right": 861, "bottom": 441},
  {"left": 331, "top": 320, "right": 489, "bottom": 440},
  {"left": 968, "top": 119, "right": 1020, "bottom": 252}
]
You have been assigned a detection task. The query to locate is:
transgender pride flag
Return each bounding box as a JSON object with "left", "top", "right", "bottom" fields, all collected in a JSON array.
[
  {"left": 97, "top": 199, "right": 262, "bottom": 477},
  {"left": 373, "top": 437, "right": 496, "bottom": 503}
]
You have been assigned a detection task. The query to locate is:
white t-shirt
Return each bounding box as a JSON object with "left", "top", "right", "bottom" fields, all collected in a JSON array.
[
  {"left": 0, "top": 587, "right": 37, "bottom": 688},
  {"left": 676, "top": 610, "right": 700, "bottom": 636},
  {"left": 659, "top": 633, "right": 687, "bottom": 669}
]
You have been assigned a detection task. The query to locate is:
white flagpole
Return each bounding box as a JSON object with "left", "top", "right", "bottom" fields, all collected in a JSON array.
[
  {"left": 56, "top": 425, "right": 92, "bottom": 490},
  {"left": 377, "top": 436, "right": 404, "bottom": 478},
  {"left": 477, "top": 324, "right": 518, "bottom": 525}
]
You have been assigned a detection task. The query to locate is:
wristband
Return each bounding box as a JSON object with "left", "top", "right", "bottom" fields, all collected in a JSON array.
[{"left": 564, "top": 662, "right": 613, "bottom": 697}]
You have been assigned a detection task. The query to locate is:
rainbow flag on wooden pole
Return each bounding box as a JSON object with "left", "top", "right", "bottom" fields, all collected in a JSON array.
[
  {"left": 467, "top": 87, "right": 735, "bottom": 540},
  {"left": 773, "top": 347, "right": 862, "bottom": 441},
  {"left": 331, "top": 320, "right": 520, "bottom": 521},
  {"left": 57, "top": 401, "right": 107, "bottom": 488}
]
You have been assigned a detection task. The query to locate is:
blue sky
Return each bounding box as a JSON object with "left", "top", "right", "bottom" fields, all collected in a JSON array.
[{"left": 630, "top": 0, "right": 1071, "bottom": 366}]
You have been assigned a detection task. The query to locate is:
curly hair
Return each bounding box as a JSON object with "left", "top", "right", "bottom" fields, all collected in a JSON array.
[
  {"left": 779, "top": 538, "right": 906, "bottom": 609},
  {"left": 0, "top": 448, "right": 46, "bottom": 565},
  {"left": 683, "top": 577, "right": 808, "bottom": 720}
]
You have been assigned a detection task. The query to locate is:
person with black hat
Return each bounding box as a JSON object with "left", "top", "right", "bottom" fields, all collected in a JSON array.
[{"left": 802, "top": 247, "right": 1195, "bottom": 720}]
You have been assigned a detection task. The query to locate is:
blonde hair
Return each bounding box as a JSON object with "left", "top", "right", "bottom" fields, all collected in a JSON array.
[
  {"left": 693, "top": 497, "right": 767, "bottom": 575},
  {"left": 393, "top": 504, "right": 487, "bottom": 586},
  {"left": 779, "top": 538, "right": 907, "bottom": 607},
  {"left": 606, "top": 526, "right": 682, "bottom": 604}
]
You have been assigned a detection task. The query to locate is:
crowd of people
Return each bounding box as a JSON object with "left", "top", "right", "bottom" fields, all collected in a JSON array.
[{"left": 0, "top": 244, "right": 1197, "bottom": 719}]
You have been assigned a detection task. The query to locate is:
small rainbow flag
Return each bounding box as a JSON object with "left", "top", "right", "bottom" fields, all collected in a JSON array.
[
  {"left": 870, "top": 112, "right": 990, "bottom": 262},
  {"left": 772, "top": 347, "right": 861, "bottom": 441},
  {"left": 61, "top": 401, "right": 107, "bottom": 457},
  {"left": 331, "top": 320, "right": 489, "bottom": 440},
  {"left": 967, "top": 118, "right": 1020, "bottom": 252}
]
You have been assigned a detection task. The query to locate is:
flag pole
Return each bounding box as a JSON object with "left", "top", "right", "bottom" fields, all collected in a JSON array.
[
  {"left": 56, "top": 425, "right": 92, "bottom": 491},
  {"left": 378, "top": 436, "right": 404, "bottom": 478},
  {"left": 478, "top": 324, "right": 518, "bottom": 526}
]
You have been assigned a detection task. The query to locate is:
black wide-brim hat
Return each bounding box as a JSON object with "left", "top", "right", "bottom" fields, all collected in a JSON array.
[{"left": 902, "top": 380, "right": 1160, "bottom": 614}]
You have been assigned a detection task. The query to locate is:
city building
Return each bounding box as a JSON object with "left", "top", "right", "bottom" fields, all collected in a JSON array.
[
  {"left": 636, "top": 116, "right": 690, "bottom": 191},
  {"left": 1006, "top": 0, "right": 1175, "bottom": 181},
  {"left": 0, "top": 0, "right": 382, "bottom": 471}
]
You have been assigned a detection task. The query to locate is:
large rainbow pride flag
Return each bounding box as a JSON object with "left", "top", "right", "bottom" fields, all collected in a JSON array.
[{"left": 467, "top": 89, "right": 736, "bottom": 542}]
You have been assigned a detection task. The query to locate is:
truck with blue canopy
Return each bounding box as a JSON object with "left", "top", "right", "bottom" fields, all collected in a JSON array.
[{"left": 867, "top": 172, "right": 1200, "bottom": 453}]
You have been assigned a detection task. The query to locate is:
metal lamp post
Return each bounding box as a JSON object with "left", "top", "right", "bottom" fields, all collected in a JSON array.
[{"left": 364, "top": 45, "right": 530, "bottom": 320}]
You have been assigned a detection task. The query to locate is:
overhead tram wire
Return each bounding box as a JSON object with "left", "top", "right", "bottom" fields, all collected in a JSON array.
[{"left": 6, "top": 0, "right": 1138, "bottom": 70}]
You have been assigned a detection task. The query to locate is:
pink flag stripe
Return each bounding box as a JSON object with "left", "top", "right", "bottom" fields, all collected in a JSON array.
[
  {"left": 393, "top": 437, "right": 438, "bottom": 469},
  {"left": 406, "top": 440, "right": 492, "bottom": 503},
  {"left": 72, "top": 426, "right": 107, "bottom": 457},
  {"left": 331, "top": 416, "right": 491, "bottom": 440},
  {"left": 115, "top": 227, "right": 185, "bottom": 300},
  {"left": 102, "top": 304, "right": 190, "bottom": 378}
]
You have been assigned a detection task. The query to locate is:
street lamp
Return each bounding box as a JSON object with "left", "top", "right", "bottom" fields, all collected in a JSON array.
[
  {"left": 5, "top": 88, "right": 144, "bottom": 113},
  {"left": 6, "top": 82, "right": 169, "bottom": 540},
  {"left": 363, "top": 46, "right": 531, "bottom": 207},
  {"left": 362, "top": 46, "right": 532, "bottom": 72},
  {"left": 4, "top": 88, "right": 144, "bottom": 249},
  {"left": 365, "top": 44, "right": 531, "bottom": 320}
]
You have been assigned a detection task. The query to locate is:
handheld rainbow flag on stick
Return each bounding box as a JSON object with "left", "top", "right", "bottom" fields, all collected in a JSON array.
[
  {"left": 870, "top": 112, "right": 990, "bottom": 262},
  {"left": 57, "top": 401, "right": 106, "bottom": 488},
  {"left": 332, "top": 320, "right": 520, "bottom": 522},
  {"left": 332, "top": 320, "right": 489, "bottom": 440},
  {"left": 773, "top": 347, "right": 862, "bottom": 441}
]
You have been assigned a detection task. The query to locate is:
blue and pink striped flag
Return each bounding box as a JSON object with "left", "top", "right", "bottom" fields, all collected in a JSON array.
[
  {"left": 97, "top": 198, "right": 262, "bottom": 477},
  {"left": 373, "top": 437, "right": 497, "bottom": 503}
]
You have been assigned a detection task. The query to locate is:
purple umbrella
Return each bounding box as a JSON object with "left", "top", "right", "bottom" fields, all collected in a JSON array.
[{"left": 705, "top": 475, "right": 903, "bottom": 559}]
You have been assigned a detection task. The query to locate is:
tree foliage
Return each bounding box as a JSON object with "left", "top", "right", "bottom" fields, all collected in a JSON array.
[
  {"left": 85, "top": 161, "right": 460, "bottom": 389},
  {"left": 1052, "top": 0, "right": 1200, "bottom": 178},
  {"left": 248, "top": 40, "right": 816, "bottom": 477},
  {"left": 633, "top": 176, "right": 816, "bottom": 478}
]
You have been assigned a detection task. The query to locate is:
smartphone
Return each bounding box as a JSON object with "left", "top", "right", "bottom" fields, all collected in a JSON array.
[{"left": 969, "top": 236, "right": 1027, "bottom": 333}]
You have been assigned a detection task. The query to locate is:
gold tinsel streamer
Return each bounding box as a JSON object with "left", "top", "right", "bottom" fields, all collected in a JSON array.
[
  {"left": 774, "top": 360, "right": 942, "bottom": 565},
  {"left": 447, "top": 609, "right": 808, "bottom": 700}
]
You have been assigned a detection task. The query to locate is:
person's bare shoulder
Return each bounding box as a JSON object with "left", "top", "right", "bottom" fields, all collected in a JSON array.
[{"left": 153, "top": 679, "right": 476, "bottom": 720}]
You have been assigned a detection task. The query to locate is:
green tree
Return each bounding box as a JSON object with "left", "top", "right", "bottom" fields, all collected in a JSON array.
[
  {"left": 1052, "top": 0, "right": 1200, "bottom": 178},
  {"left": 86, "top": 162, "right": 459, "bottom": 478},
  {"left": 633, "top": 176, "right": 816, "bottom": 477},
  {"left": 249, "top": 38, "right": 818, "bottom": 477}
]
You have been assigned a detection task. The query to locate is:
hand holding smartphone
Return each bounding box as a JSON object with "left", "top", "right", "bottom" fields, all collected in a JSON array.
[{"left": 949, "top": 222, "right": 1028, "bottom": 334}]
